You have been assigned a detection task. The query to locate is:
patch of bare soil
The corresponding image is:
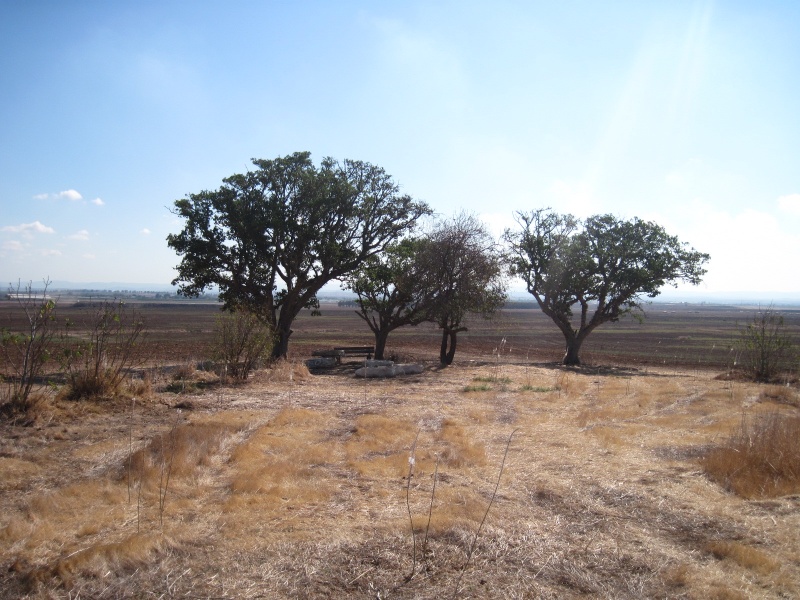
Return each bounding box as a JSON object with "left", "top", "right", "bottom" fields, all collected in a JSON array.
[{"left": 1, "top": 356, "right": 799, "bottom": 599}]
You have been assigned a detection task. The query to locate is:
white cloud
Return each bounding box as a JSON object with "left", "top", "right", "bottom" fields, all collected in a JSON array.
[
  {"left": 680, "top": 205, "right": 800, "bottom": 293},
  {"left": 82, "top": 253, "right": 96, "bottom": 260},
  {"left": 777, "top": 193, "right": 800, "bottom": 215},
  {"left": 140, "top": 228, "right": 151, "bottom": 235},
  {"left": 41, "top": 249, "right": 62, "bottom": 256},
  {"left": 479, "top": 212, "right": 517, "bottom": 240},
  {"left": 69, "top": 229, "right": 90, "bottom": 241},
  {"left": 547, "top": 180, "right": 595, "bottom": 217},
  {"left": 92, "top": 197, "right": 105, "bottom": 206},
  {"left": 33, "top": 189, "right": 84, "bottom": 202},
  {"left": 2, "top": 240, "right": 24, "bottom": 252},
  {"left": 59, "top": 189, "right": 82, "bottom": 201},
  {"left": 1, "top": 221, "right": 55, "bottom": 235},
  {"left": 664, "top": 171, "right": 684, "bottom": 187}
]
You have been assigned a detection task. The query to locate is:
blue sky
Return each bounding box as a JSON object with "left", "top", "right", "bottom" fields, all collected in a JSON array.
[{"left": 1, "top": 1, "right": 798, "bottom": 299}]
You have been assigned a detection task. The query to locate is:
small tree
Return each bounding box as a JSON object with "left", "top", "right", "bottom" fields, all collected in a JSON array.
[
  {"left": 61, "top": 300, "right": 146, "bottom": 399},
  {"left": 212, "top": 310, "right": 275, "bottom": 382},
  {"left": 735, "top": 306, "right": 796, "bottom": 382},
  {"left": 345, "top": 238, "right": 437, "bottom": 359},
  {"left": 418, "top": 213, "right": 507, "bottom": 366},
  {"left": 505, "top": 210, "right": 709, "bottom": 366},
  {"left": 0, "top": 279, "right": 57, "bottom": 418}
]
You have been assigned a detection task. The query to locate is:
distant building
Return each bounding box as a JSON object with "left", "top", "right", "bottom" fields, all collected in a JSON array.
[{"left": 5, "top": 293, "right": 53, "bottom": 301}]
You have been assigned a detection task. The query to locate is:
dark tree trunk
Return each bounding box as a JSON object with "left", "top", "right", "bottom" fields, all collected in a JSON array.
[
  {"left": 562, "top": 336, "right": 583, "bottom": 366},
  {"left": 374, "top": 330, "right": 389, "bottom": 360},
  {"left": 272, "top": 307, "right": 297, "bottom": 360},
  {"left": 439, "top": 329, "right": 457, "bottom": 366},
  {"left": 272, "top": 327, "right": 292, "bottom": 360}
]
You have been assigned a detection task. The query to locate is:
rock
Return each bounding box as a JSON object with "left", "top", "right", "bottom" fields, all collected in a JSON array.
[
  {"left": 353, "top": 363, "right": 424, "bottom": 378},
  {"left": 396, "top": 364, "right": 424, "bottom": 375},
  {"left": 306, "top": 357, "right": 338, "bottom": 369},
  {"left": 363, "top": 360, "right": 395, "bottom": 368}
]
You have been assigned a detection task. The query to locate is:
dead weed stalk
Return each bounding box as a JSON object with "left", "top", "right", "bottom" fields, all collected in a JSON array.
[{"left": 452, "top": 428, "right": 518, "bottom": 599}]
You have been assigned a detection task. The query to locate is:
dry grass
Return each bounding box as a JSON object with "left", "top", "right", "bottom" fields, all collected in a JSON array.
[
  {"left": 704, "top": 540, "right": 781, "bottom": 575},
  {"left": 1, "top": 358, "right": 799, "bottom": 599},
  {"left": 700, "top": 411, "right": 800, "bottom": 498},
  {"left": 759, "top": 384, "right": 800, "bottom": 407}
]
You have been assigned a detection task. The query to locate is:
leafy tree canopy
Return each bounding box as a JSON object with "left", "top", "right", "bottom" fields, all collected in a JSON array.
[
  {"left": 344, "top": 238, "right": 439, "bottom": 360},
  {"left": 505, "top": 209, "right": 709, "bottom": 365},
  {"left": 167, "top": 152, "right": 431, "bottom": 359}
]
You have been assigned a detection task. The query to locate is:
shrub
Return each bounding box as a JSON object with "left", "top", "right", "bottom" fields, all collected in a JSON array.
[
  {"left": 212, "top": 311, "right": 274, "bottom": 382},
  {"left": 0, "top": 280, "right": 58, "bottom": 421},
  {"left": 735, "top": 306, "right": 796, "bottom": 382},
  {"left": 60, "top": 300, "right": 146, "bottom": 400},
  {"left": 701, "top": 411, "right": 800, "bottom": 498}
]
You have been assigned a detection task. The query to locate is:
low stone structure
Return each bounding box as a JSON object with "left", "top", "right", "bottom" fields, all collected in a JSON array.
[{"left": 353, "top": 363, "right": 424, "bottom": 378}]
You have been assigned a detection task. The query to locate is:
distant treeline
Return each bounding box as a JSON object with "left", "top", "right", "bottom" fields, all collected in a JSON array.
[{"left": 337, "top": 299, "right": 539, "bottom": 310}]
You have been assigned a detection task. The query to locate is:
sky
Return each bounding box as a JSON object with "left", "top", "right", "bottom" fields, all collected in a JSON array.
[{"left": 1, "top": 1, "right": 798, "bottom": 301}]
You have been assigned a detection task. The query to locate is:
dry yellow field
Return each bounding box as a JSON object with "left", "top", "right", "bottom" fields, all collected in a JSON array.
[{"left": 1, "top": 358, "right": 798, "bottom": 599}]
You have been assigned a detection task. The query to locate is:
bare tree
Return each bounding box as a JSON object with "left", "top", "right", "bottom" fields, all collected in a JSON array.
[
  {"left": 418, "top": 214, "right": 506, "bottom": 365},
  {"left": 735, "top": 305, "right": 797, "bottom": 382},
  {"left": 0, "top": 279, "right": 57, "bottom": 419}
]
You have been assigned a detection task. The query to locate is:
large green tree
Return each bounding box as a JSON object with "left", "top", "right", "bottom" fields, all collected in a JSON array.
[
  {"left": 167, "top": 152, "right": 431, "bottom": 359},
  {"left": 344, "top": 238, "right": 438, "bottom": 360},
  {"left": 419, "top": 213, "right": 507, "bottom": 366},
  {"left": 505, "top": 210, "right": 709, "bottom": 366}
]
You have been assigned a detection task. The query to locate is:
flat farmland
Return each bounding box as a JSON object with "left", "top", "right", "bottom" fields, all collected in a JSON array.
[
  {"left": 2, "top": 299, "right": 797, "bottom": 371},
  {"left": 1, "top": 299, "right": 799, "bottom": 599}
]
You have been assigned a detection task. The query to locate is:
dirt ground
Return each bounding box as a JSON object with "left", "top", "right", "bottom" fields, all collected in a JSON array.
[{"left": 1, "top": 347, "right": 799, "bottom": 598}]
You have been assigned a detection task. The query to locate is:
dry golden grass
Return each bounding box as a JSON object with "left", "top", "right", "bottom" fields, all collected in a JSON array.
[
  {"left": 700, "top": 411, "right": 800, "bottom": 498},
  {"left": 704, "top": 540, "right": 781, "bottom": 575},
  {"left": 1, "top": 358, "right": 799, "bottom": 599},
  {"left": 759, "top": 384, "right": 800, "bottom": 407}
]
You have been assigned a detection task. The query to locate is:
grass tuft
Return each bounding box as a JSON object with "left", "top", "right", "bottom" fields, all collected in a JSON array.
[
  {"left": 462, "top": 383, "right": 493, "bottom": 393},
  {"left": 758, "top": 384, "right": 799, "bottom": 407},
  {"left": 700, "top": 411, "right": 800, "bottom": 498},
  {"left": 519, "top": 384, "right": 558, "bottom": 392},
  {"left": 704, "top": 540, "right": 780, "bottom": 575}
]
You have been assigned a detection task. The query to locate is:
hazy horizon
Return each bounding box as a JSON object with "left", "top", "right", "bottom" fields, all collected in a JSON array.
[{"left": 2, "top": 2, "right": 798, "bottom": 295}]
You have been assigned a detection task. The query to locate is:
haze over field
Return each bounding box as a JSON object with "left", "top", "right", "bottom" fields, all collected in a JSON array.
[{"left": 1, "top": 1, "right": 798, "bottom": 301}]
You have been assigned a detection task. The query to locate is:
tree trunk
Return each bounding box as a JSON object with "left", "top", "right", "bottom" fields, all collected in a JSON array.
[
  {"left": 272, "top": 307, "right": 297, "bottom": 360},
  {"left": 272, "top": 327, "right": 292, "bottom": 360},
  {"left": 562, "top": 336, "right": 583, "bottom": 366},
  {"left": 439, "top": 329, "right": 457, "bottom": 366},
  {"left": 374, "top": 330, "right": 389, "bottom": 360}
]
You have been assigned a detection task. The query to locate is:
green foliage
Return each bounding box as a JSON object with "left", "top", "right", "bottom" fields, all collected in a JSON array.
[
  {"left": 519, "top": 385, "right": 558, "bottom": 393},
  {"left": 344, "top": 238, "right": 438, "bottom": 359},
  {"left": 462, "top": 383, "right": 493, "bottom": 393},
  {"left": 735, "top": 306, "right": 796, "bottom": 382},
  {"left": 60, "top": 300, "right": 146, "bottom": 400},
  {"left": 212, "top": 310, "right": 274, "bottom": 382},
  {"left": 167, "top": 151, "right": 431, "bottom": 359},
  {"left": 472, "top": 376, "right": 512, "bottom": 384},
  {"left": 505, "top": 209, "right": 709, "bottom": 366}
]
